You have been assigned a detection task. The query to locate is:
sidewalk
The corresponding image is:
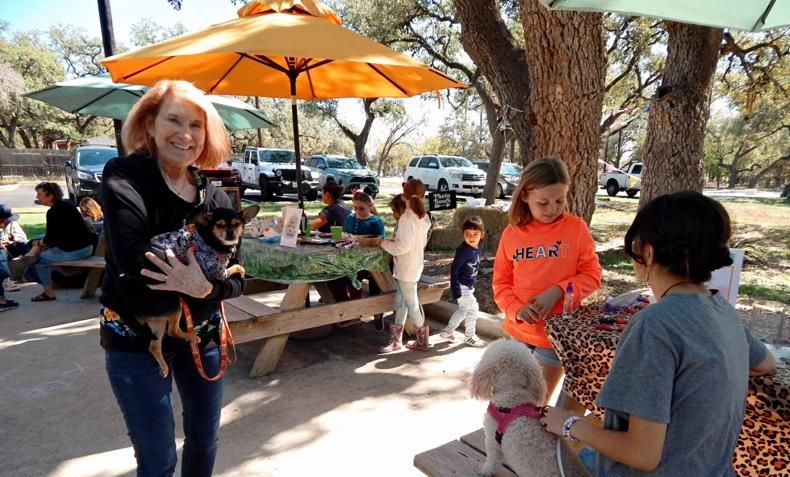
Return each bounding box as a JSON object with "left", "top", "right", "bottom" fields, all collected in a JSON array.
[{"left": 0, "top": 283, "right": 489, "bottom": 477}]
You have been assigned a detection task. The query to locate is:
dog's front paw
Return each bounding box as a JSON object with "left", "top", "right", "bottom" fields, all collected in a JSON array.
[
  {"left": 225, "top": 264, "right": 245, "bottom": 278},
  {"left": 477, "top": 463, "right": 496, "bottom": 477}
]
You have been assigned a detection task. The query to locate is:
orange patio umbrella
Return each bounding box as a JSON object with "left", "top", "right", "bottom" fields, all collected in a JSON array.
[{"left": 102, "top": 0, "right": 466, "bottom": 207}]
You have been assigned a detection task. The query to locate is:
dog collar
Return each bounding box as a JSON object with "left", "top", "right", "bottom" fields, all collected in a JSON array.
[{"left": 488, "top": 402, "right": 546, "bottom": 444}]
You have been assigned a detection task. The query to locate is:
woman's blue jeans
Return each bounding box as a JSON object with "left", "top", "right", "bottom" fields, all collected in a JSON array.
[
  {"left": 105, "top": 342, "right": 223, "bottom": 477},
  {"left": 26, "top": 245, "right": 92, "bottom": 286}
]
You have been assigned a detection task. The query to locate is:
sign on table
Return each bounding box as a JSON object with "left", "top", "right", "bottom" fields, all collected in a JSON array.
[
  {"left": 429, "top": 191, "right": 457, "bottom": 211},
  {"left": 280, "top": 207, "right": 302, "bottom": 247},
  {"left": 707, "top": 248, "right": 744, "bottom": 306}
]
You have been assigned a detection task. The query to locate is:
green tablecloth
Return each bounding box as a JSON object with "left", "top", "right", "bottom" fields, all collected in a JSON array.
[{"left": 240, "top": 239, "right": 390, "bottom": 285}]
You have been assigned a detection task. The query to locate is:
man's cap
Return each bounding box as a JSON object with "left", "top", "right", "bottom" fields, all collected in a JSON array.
[{"left": 0, "top": 204, "right": 19, "bottom": 222}]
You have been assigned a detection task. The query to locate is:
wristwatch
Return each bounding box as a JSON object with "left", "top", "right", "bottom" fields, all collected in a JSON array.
[{"left": 562, "top": 416, "right": 583, "bottom": 442}]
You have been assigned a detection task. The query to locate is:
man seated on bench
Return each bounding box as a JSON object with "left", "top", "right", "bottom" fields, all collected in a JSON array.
[
  {"left": 15, "top": 182, "right": 94, "bottom": 302},
  {"left": 0, "top": 204, "right": 27, "bottom": 311}
]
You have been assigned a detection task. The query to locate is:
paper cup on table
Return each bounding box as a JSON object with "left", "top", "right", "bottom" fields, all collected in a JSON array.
[{"left": 331, "top": 226, "right": 343, "bottom": 241}]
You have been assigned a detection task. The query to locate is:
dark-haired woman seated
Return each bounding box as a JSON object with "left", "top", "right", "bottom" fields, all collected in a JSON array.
[
  {"left": 22, "top": 182, "right": 94, "bottom": 301},
  {"left": 542, "top": 191, "right": 776, "bottom": 476}
]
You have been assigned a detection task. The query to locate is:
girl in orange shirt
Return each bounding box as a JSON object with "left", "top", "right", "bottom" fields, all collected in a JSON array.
[{"left": 493, "top": 157, "right": 601, "bottom": 402}]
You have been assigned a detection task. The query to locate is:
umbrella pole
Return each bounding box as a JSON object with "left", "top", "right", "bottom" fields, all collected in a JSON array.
[{"left": 289, "top": 73, "right": 304, "bottom": 211}]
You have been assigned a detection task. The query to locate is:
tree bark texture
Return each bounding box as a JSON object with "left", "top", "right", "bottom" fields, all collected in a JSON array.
[
  {"left": 639, "top": 22, "right": 722, "bottom": 207},
  {"left": 475, "top": 81, "right": 507, "bottom": 205},
  {"left": 453, "top": 0, "right": 533, "bottom": 164},
  {"left": 520, "top": 0, "right": 605, "bottom": 224}
]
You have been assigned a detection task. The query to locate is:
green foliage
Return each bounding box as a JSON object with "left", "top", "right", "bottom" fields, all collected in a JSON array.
[
  {"left": 0, "top": 29, "right": 73, "bottom": 148},
  {"left": 129, "top": 18, "right": 187, "bottom": 47},
  {"left": 47, "top": 24, "right": 105, "bottom": 78},
  {"left": 705, "top": 107, "right": 789, "bottom": 188}
]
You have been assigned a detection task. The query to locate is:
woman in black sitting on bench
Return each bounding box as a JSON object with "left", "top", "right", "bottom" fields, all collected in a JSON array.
[{"left": 20, "top": 182, "right": 93, "bottom": 301}]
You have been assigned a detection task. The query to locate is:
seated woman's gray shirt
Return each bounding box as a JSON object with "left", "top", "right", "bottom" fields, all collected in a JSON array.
[{"left": 594, "top": 292, "right": 767, "bottom": 477}]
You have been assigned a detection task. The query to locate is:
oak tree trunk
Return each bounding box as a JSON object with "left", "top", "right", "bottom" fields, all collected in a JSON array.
[
  {"left": 475, "top": 82, "right": 507, "bottom": 205},
  {"left": 520, "top": 0, "right": 606, "bottom": 223},
  {"left": 485, "top": 131, "right": 507, "bottom": 205},
  {"left": 454, "top": 0, "right": 533, "bottom": 164},
  {"left": 454, "top": 0, "right": 605, "bottom": 223},
  {"left": 639, "top": 22, "right": 722, "bottom": 207}
]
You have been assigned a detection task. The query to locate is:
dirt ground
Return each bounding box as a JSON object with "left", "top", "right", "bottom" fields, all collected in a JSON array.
[{"left": 0, "top": 283, "right": 492, "bottom": 477}]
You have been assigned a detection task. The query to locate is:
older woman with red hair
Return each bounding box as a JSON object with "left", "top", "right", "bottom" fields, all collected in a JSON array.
[{"left": 99, "top": 80, "right": 244, "bottom": 477}]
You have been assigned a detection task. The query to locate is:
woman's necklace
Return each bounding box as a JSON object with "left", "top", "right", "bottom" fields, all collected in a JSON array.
[
  {"left": 660, "top": 280, "right": 696, "bottom": 299},
  {"left": 161, "top": 168, "right": 194, "bottom": 201}
]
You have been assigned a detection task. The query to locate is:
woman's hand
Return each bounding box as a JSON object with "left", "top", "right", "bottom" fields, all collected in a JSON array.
[
  {"left": 516, "top": 286, "right": 563, "bottom": 323},
  {"left": 541, "top": 406, "right": 575, "bottom": 436},
  {"left": 370, "top": 237, "right": 384, "bottom": 247},
  {"left": 141, "top": 247, "right": 213, "bottom": 298}
]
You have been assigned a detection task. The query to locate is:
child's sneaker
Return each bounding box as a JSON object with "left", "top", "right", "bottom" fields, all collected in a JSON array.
[
  {"left": 464, "top": 335, "right": 486, "bottom": 348},
  {"left": 439, "top": 329, "right": 456, "bottom": 341}
]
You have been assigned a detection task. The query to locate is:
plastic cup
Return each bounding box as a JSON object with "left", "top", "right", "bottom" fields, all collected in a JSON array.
[{"left": 331, "top": 226, "right": 343, "bottom": 241}]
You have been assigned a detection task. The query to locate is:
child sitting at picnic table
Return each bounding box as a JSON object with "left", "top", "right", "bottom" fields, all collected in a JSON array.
[
  {"left": 542, "top": 191, "right": 776, "bottom": 476},
  {"left": 342, "top": 190, "right": 385, "bottom": 302},
  {"left": 343, "top": 190, "right": 384, "bottom": 238},
  {"left": 492, "top": 157, "right": 601, "bottom": 403},
  {"left": 439, "top": 215, "right": 486, "bottom": 347},
  {"left": 372, "top": 179, "right": 432, "bottom": 353},
  {"left": 310, "top": 181, "right": 349, "bottom": 233}
]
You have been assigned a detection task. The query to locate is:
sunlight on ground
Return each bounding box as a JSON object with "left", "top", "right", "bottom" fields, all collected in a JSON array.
[
  {"left": 21, "top": 318, "right": 97, "bottom": 338},
  {"left": 48, "top": 447, "right": 138, "bottom": 477},
  {"left": 0, "top": 337, "right": 46, "bottom": 351},
  {"left": 1, "top": 319, "right": 97, "bottom": 351}
]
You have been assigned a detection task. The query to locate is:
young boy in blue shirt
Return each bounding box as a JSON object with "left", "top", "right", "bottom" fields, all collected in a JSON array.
[{"left": 440, "top": 215, "right": 485, "bottom": 347}]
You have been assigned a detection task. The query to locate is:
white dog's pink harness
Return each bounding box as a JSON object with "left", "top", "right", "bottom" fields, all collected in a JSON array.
[{"left": 487, "top": 402, "right": 545, "bottom": 444}]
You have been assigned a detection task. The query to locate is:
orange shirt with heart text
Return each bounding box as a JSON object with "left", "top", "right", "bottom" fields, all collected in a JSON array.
[{"left": 493, "top": 214, "right": 602, "bottom": 348}]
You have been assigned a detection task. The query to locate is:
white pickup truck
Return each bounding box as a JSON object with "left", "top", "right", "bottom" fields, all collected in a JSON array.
[
  {"left": 599, "top": 162, "right": 643, "bottom": 197},
  {"left": 231, "top": 147, "right": 320, "bottom": 201}
]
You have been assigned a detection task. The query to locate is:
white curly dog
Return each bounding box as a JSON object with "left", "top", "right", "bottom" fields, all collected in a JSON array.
[{"left": 469, "top": 339, "right": 590, "bottom": 477}]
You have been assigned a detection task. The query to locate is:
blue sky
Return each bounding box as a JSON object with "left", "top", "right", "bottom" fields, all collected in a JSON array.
[
  {"left": 2, "top": 0, "right": 451, "bottom": 145},
  {"left": 2, "top": 0, "right": 238, "bottom": 43}
]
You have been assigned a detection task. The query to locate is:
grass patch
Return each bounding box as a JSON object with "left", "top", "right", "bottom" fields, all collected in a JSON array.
[
  {"left": 16, "top": 208, "right": 47, "bottom": 238},
  {"left": 739, "top": 282, "right": 790, "bottom": 305}
]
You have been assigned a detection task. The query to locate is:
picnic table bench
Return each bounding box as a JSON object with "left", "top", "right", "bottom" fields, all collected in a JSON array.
[
  {"left": 226, "top": 272, "right": 448, "bottom": 377},
  {"left": 53, "top": 240, "right": 106, "bottom": 298},
  {"left": 229, "top": 239, "right": 450, "bottom": 377},
  {"left": 414, "top": 428, "right": 517, "bottom": 477}
]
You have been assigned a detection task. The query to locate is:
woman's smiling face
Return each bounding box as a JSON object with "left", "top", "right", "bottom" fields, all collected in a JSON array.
[{"left": 148, "top": 94, "right": 206, "bottom": 169}]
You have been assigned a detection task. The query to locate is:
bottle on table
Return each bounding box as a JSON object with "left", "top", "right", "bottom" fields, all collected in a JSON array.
[{"left": 562, "top": 282, "right": 575, "bottom": 319}]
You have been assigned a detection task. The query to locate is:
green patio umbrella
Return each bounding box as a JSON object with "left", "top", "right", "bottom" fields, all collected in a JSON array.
[
  {"left": 24, "top": 74, "right": 276, "bottom": 131},
  {"left": 539, "top": 0, "right": 789, "bottom": 31}
]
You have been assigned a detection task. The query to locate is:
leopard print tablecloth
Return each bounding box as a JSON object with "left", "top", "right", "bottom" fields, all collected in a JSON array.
[{"left": 545, "top": 304, "right": 789, "bottom": 476}]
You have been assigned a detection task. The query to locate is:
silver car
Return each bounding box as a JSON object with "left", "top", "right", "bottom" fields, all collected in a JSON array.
[
  {"left": 305, "top": 154, "right": 380, "bottom": 198},
  {"left": 473, "top": 161, "right": 523, "bottom": 198}
]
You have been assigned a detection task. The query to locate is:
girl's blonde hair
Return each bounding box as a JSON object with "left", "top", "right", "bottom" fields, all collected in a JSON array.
[
  {"left": 79, "top": 197, "right": 103, "bottom": 221},
  {"left": 402, "top": 178, "right": 427, "bottom": 219},
  {"left": 352, "top": 190, "right": 377, "bottom": 215},
  {"left": 121, "top": 80, "right": 230, "bottom": 168},
  {"left": 508, "top": 156, "right": 570, "bottom": 226}
]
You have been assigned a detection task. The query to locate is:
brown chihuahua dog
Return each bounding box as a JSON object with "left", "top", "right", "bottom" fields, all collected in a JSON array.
[{"left": 146, "top": 204, "right": 259, "bottom": 377}]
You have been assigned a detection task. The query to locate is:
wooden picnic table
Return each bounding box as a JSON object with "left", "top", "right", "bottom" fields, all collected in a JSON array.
[
  {"left": 226, "top": 239, "right": 449, "bottom": 377},
  {"left": 545, "top": 304, "right": 790, "bottom": 476}
]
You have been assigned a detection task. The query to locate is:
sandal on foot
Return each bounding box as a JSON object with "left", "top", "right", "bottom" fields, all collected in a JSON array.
[{"left": 31, "top": 293, "right": 56, "bottom": 302}]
